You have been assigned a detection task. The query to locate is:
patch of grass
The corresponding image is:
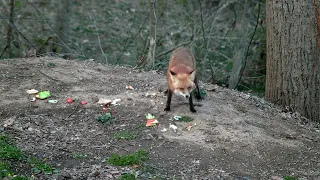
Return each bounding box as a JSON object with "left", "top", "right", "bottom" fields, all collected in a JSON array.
[
  {"left": 0, "top": 135, "right": 23, "bottom": 160},
  {"left": 284, "top": 176, "right": 298, "bottom": 180},
  {"left": 10, "top": 176, "right": 29, "bottom": 180},
  {"left": 71, "top": 153, "right": 88, "bottom": 159},
  {"left": 27, "top": 157, "right": 58, "bottom": 175},
  {"left": 108, "top": 149, "right": 148, "bottom": 166},
  {"left": 96, "top": 113, "right": 113, "bottom": 124},
  {"left": 0, "top": 161, "right": 12, "bottom": 178},
  {"left": 134, "top": 123, "right": 145, "bottom": 130},
  {"left": 120, "top": 173, "right": 136, "bottom": 180},
  {"left": 114, "top": 130, "right": 137, "bottom": 140},
  {"left": 46, "top": 62, "right": 56, "bottom": 68}
]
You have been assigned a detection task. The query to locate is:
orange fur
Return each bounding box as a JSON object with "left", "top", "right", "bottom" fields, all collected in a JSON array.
[{"left": 165, "top": 47, "right": 201, "bottom": 112}]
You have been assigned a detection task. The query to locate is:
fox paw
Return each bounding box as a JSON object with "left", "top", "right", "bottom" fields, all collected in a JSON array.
[
  {"left": 164, "top": 107, "right": 170, "bottom": 111},
  {"left": 190, "top": 108, "right": 197, "bottom": 113}
]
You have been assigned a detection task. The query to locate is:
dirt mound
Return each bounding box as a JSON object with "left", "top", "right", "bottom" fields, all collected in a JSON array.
[{"left": 0, "top": 57, "right": 319, "bottom": 179}]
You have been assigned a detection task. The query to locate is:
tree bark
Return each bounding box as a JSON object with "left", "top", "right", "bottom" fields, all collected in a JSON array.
[
  {"left": 54, "top": 0, "right": 72, "bottom": 54},
  {"left": 139, "top": 0, "right": 156, "bottom": 69},
  {"left": 266, "top": 0, "right": 320, "bottom": 122},
  {"left": 1, "top": 0, "right": 14, "bottom": 58},
  {"left": 228, "top": 2, "right": 252, "bottom": 89}
]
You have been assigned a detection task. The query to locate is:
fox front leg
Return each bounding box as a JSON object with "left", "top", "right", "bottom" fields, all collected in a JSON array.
[
  {"left": 164, "top": 90, "right": 172, "bottom": 111},
  {"left": 189, "top": 94, "right": 196, "bottom": 113}
]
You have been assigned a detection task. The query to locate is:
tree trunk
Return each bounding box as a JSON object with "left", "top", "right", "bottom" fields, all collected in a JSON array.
[
  {"left": 0, "top": 0, "right": 14, "bottom": 58},
  {"left": 139, "top": 0, "right": 156, "bottom": 69},
  {"left": 54, "top": 0, "right": 72, "bottom": 54},
  {"left": 228, "top": 2, "right": 252, "bottom": 89},
  {"left": 265, "top": 0, "right": 320, "bottom": 122}
]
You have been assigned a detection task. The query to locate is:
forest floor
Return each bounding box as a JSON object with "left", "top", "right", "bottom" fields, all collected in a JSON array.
[{"left": 0, "top": 57, "right": 319, "bottom": 180}]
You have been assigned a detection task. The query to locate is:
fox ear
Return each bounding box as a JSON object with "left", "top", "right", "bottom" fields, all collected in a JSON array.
[
  {"left": 169, "top": 70, "right": 176, "bottom": 82},
  {"left": 189, "top": 70, "right": 196, "bottom": 81}
]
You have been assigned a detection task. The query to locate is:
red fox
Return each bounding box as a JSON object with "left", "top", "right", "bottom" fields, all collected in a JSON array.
[{"left": 164, "top": 47, "right": 201, "bottom": 113}]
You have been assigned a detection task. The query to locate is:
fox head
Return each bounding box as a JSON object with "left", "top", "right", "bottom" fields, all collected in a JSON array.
[{"left": 169, "top": 70, "right": 196, "bottom": 99}]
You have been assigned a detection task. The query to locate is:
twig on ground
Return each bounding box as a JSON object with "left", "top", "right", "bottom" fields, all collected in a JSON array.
[{"left": 36, "top": 69, "right": 61, "bottom": 82}]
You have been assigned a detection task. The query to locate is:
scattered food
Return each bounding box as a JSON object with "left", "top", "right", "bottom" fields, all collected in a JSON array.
[
  {"left": 36, "top": 90, "right": 50, "bottom": 99},
  {"left": 145, "top": 113, "right": 159, "bottom": 127},
  {"left": 80, "top": 101, "right": 88, "bottom": 105},
  {"left": 30, "top": 97, "right": 36, "bottom": 102},
  {"left": 160, "top": 128, "right": 167, "bottom": 132},
  {"left": 102, "top": 107, "right": 109, "bottom": 112},
  {"left": 186, "top": 123, "right": 197, "bottom": 131},
  {"left": 146, "top": 119, "right": 159, "bottom": 127},
  {"left": 48, "top": 99, "right": 58, "bottom": 103},
  {"left": 26, "top": 89, "right": 38, "bottom": 94},
  {"left": 169, "top": 124, "right": 177, "bottom": 132},
  {"left": 126, "top": 85, "right": 134, "bottom": 90},
  {"left": 98, "top": 98, "right": 112, "bottom": 106},
  {"left": 111, "top": 98, "right": 121, "bottom": 105},
  {"left": 170, "top": 115, "right": 194, "bottom": 122},
  {"left": 66, "top": 97, "right": 73, "bottom": 104}
]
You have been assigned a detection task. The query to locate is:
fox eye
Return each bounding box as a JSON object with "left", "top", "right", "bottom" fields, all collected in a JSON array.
[
  {"left": 179, "top": 88, "right": 184, "bottom": 91},
  {"left": 187, "top": 86, "right": 192, "bottom": 90}
]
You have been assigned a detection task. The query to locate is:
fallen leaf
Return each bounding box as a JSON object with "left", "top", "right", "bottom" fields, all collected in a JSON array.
[{"left": 3, "top": 116, "right": 15, "bottom": 127}]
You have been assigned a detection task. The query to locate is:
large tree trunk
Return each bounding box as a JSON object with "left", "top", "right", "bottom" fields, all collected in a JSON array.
[{"left": 265, "top": 0, "right": 320, "bottom": 122}]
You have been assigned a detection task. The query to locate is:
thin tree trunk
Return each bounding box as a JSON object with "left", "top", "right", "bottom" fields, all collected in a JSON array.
[
  {"left": 140, "top": 0, "right": 156, "bottom": 69},
  {"left": 1, "top": 0, "right": 14, "bottom": 58},
  {"left": 228, "top": 2, "right": 252, "bottom": 89},
  {"left": 265, "top": 0, "right": 320, "bottom": 122},
  {"left": 54, "top": 0, "right": 72, "bottom": 54}
]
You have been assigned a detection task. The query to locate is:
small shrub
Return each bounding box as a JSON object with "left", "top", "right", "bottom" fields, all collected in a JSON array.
[{"left": 96, "top": 113, "right": 113, "bottom": 124}]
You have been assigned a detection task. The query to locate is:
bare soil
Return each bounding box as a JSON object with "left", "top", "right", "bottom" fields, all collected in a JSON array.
[{"left": 0, "top": 57, "right": 319, "bottom": 180}]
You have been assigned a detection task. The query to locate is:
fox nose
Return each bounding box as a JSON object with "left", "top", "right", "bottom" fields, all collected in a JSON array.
[{"left": 185, "top": 95, "right": 190, "bottom": 98}]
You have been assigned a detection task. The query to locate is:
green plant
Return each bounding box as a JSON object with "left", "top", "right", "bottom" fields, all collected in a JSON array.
[
  {"left": 46, "top": 62, "right": 56, "bottom": 68},
  {"left": 72, "top": 153, "right": 88, "bottom": 159},
  {"left": 96, "top": 113, "right": 113, "bottom": 124},
  {"left": 284, "top": 176, "right": 298, "bottom": 180},
  {"left": 114, "top": 131, "right": 137, "bottom": 140},
  {"left": 120, "top": 173, "right": 136, "bottom": 180},
  {"left": 108, "top": 149, "right": 148, "bottom": 166},
  {"left": 27, "top": 157, "right": 58, "bottom": 175},
  {"left": 0, "top": 135, "right": 23, "bottom": 160},
  {"left": 11, "top": 176, "right": 29, "bottom": 180},
  {"left": 0, "top": 161, "right": 12, "bottom": 178},
  {"left": 192, "top": 87, "right": 207, "bottom": 99}
]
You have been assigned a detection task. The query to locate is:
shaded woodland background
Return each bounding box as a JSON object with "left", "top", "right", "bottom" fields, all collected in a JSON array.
[{"left": 0, "top": 0, "right": 266, "bottom": 95}]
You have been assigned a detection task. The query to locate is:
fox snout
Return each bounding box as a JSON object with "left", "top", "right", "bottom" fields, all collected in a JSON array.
[{"left": 174, "top": 90, "right": 191, "bottom": 99}]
